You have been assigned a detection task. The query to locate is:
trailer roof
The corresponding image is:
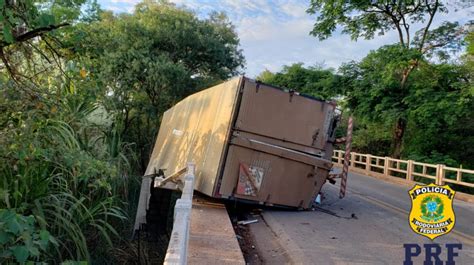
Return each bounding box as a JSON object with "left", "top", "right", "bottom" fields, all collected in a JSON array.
[{"left": 243, "top": 76, "right": 327, "bottom": 103}]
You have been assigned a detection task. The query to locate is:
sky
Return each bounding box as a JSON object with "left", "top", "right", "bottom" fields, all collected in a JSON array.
[{"left": 96, "top": 0, "right": 473, "bottom": 77}]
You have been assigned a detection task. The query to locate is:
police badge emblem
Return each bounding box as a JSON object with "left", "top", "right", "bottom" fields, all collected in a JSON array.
[{"left": 408, "top": 183, "right": 456, "bottom": 240}]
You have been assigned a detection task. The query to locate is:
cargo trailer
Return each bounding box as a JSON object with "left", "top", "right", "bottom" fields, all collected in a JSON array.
[{"left": 134, "top": 76, "right": 338, "bottom": 231}]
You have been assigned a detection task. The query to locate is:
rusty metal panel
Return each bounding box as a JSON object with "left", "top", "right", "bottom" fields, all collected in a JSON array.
[
  {"left": 235, "top": 80, "right": 336, "bottom": 151},
  {"left": 232, "top": 131, "right": 323, "bottom": 157},
  {"left": 145, "top": 77, "right": 242, "bottom": 196},
  {"left": 230, "top": 134, "right": 332, "bottom": 167},
  {"left": 219, "top": 145, "right": 328, "bottom": 208}
]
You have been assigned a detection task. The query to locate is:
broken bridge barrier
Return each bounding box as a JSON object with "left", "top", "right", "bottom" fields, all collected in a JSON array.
[{"left": 163, "top": 162, "right": 195, "bottom": 265}]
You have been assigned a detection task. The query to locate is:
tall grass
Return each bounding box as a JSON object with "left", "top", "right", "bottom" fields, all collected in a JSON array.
[{"left": 0, "top": 86, "right": 136, "bottom": 263}]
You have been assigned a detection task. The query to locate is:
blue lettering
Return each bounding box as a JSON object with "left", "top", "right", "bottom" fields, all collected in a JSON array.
[
  {"left": 446, "top": 243, "right": 462, "bottom": 265},
  {"left": 404, "top": 244, "right": 421, "bottom": 265},
  {"left": 423, "top": 244, "right": 442, "bottom": 265}
]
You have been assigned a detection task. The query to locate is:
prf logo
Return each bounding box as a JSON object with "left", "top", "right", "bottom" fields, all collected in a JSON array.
[{"left": 408, "top": 183, "right": 456, "bottom": 240}]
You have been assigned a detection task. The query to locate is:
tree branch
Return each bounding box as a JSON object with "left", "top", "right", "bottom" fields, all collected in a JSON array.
[
  {"left": 418, "top": 0, "right": 439, "bottom": 51},
  {"left": 391, "top": 16, "right": 406, "bottom": 47},
  {"left": 0, "top": 23, "right": 70, "bottom": 48},
  {"left": 0, "top": 48, "right": 16, "bottom": 80},
  {"left": 42, "top": 36, "right": 68, "bottom": 78},
  {"left": 421, "top": 26, "right": 465, "bottom": 54},
  {"left": 398, "top": 6, "right": 410, "bottom": 47},
  {"left": 381, "top": 3, "right": 406, "bottom": 47}
]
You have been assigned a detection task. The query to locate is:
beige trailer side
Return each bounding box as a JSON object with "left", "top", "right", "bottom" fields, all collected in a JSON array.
[{"left": 144, "top": 77, "right": 242, "bottom": 195}]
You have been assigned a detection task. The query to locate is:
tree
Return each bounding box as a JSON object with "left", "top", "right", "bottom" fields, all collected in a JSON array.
[
  {"left": 256, "top": 63, "right": 342, "bottom": 99},
  {"left": 71, "top": 1, "right": 244, "bottom": 171},
  {"left": 464, "top": 28, "right": 474, "bottom": 72},
  {"left": 404, "top": 62, "right": 473, "bottom": 167},
  {"left": 340, "top": 45, "right": 472, "bottom": 165},
  {"left": 307, "top": 0, "right": 468, "bottom": 157},
  {"left": 0, "top": 3, "right": 134, "bottom": 262},
  {"left": 0, "top": 0, "right": 99, "bottom": 86}
]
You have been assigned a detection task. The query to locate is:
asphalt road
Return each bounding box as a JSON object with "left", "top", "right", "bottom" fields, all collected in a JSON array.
[{"left": 249, "top": 171, "right": 474, "bottom": 264}]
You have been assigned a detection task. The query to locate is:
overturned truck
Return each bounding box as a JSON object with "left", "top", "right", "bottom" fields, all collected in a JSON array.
[{"left": 134, "top": 76, "right": 338, "bottom": 230}]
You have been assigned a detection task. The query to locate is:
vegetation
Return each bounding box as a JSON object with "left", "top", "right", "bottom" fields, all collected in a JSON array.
[
  {"left": 0, "top": 0, "right": 243, "bottom": 263},
  {"left": 256, "top": 63, "right": 343, "bottom": 99},
  {"left": 307, "top": 0, "right": 468, "bottom": 158}
]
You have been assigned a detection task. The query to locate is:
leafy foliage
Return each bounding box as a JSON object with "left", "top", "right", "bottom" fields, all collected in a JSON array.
[
  {"left": 0, "top": 76, "right": 131, "bottom": 262},
  {"left": 339, "top": 44, "right": 472, "bottom": 165},
  {"left": 0, "top": 0, "right": 86, "bottom": 45},
  {"left": 0, "top": 0, "right": 99, "bottom": 87},
  {"left": 256, "top": 63, "right": 342, "bottom": 99},
  {"left": 307, "top": 0, "right": 469, "bottom": 158},
  {"left": 0, "top": 209, "right": 58, "bottom": 263},
  {"left": 307, "top": 0, "right": 448, "bottom": 47},
  {"left": 340, "top": 45, "right": 422, "bottom": 123}
]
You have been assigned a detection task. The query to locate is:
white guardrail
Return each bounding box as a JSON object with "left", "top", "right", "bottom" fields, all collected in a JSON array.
[
  {"left": 163, "top": 162, "right": 195, "bottom": 265},
  {"left": 332, "top": 150, "right": 474, "bottom": 189}
]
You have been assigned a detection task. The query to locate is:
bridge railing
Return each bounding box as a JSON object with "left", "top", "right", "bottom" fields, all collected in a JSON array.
[
  {"left": 163, "top": 162, "right": 195, "bottom": 265},
  {"left": 332, "top": 150, "right": 474, "bottom": 189}
]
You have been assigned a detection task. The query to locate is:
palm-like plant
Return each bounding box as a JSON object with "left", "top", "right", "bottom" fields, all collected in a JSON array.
[{"left": 1, "top": 82, "right": 133, "bottom": 263}]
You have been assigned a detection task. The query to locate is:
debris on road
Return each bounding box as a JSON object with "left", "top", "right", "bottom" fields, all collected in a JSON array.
[
  {"left": 238, "top": 219, "right": 259, "bottom": 225},
  {"left": 312, "top": 205, "right": 359, "bottom": 220},
  {"left": 314, "top": 193, "right": 322, "bottom": 204}
]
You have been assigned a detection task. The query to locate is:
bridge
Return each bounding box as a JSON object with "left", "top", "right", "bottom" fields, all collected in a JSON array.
[
  {"left": 246, "top": 169, "right": 473, "bottom": 264},
  {"left": 162, "top": 152, "right": 474, "bottom": 264}
]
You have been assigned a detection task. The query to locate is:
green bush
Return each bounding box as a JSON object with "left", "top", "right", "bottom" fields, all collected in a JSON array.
[
  {"left": 0, "top": 209, "right": 57, "bottom": 263},
  {"left": 0, "top": 83, "right": 131, "bottom": 263}
]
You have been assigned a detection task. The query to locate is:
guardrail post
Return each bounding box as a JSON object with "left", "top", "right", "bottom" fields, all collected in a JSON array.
[
  {"left": 350, "top": 152, "right": 355, "bottom": 168},
  {"left": 365, "top": 155, "right": 371, "bottom": 173},
  {"left": 186, "top": 162, "right": 195, "bottom": 179},
  {"left": 436, "top": 164, "right": 445, "bottom": 185},
  {"left": 456, "top": 167, "right": 462, "bottom": 182},
  {"left": 182, "top": 162, "right": 195, "bottom": 200},
  {"left": 164, "top": 162, "right": 195, "bottom": 265},
  {"left": 407, "top": 160, "right": 413, "bottom": 181},
  {"left": 384, "top": 157, "right": 389, "bottom": 176}
]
